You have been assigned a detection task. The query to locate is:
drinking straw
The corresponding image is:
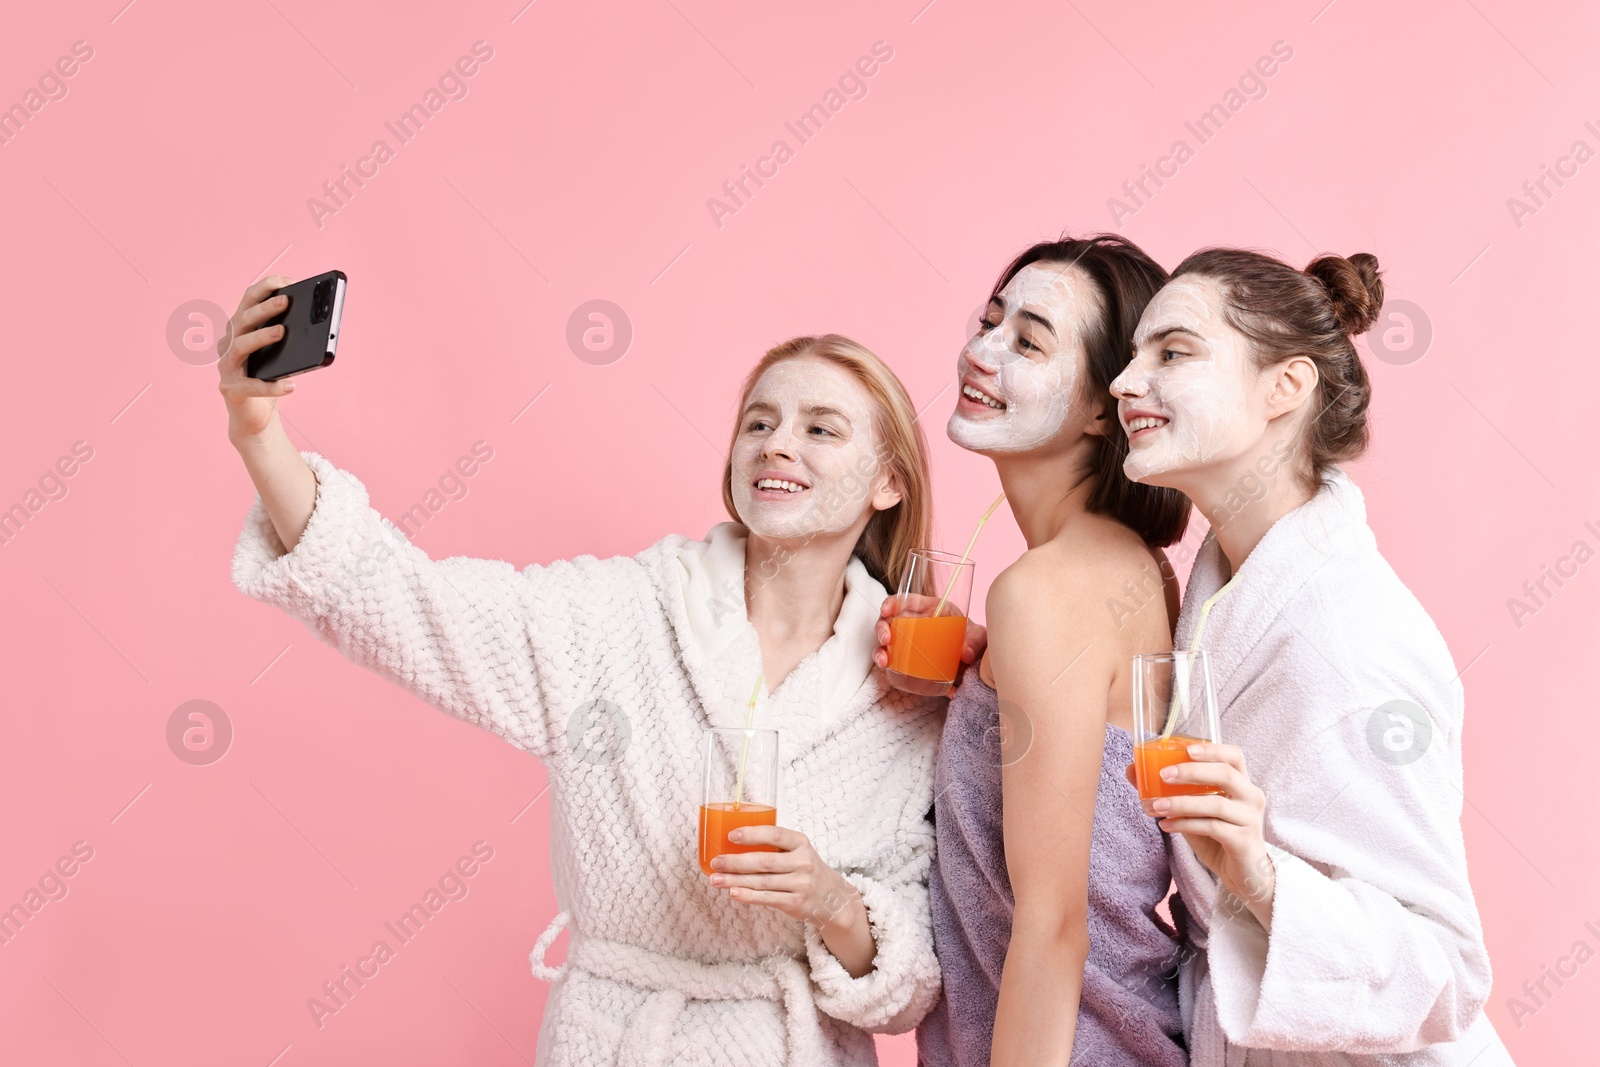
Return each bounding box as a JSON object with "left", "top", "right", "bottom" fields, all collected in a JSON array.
[
  {"left": 731, "top": 672, "right": 764, "bottom": 811},
  {"left": 1158, "top": 574, "right": 1240, "bottom": 739},
  {"left": 932, "top": 491, "right": 1008, "bottom": 618}
]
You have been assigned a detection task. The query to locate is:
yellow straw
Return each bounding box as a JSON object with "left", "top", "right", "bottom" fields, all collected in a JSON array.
[
  {"left": 932, "top": 491, "right": 1007, "bottom": 618},
  {"left": 1158, "top": 574, "right": 1239, "bottom": 739},
  {"left": 732, "top": 672, "right": 764, "bottom": 811}
]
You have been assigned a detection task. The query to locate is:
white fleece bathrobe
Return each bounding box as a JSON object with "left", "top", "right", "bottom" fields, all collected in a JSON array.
[
  {"left": 1168, "top": 468, "right": 1514, "bottom": 1067},
  {"left": 231, "top": 452, "right": 944, "bottom": 1067}
]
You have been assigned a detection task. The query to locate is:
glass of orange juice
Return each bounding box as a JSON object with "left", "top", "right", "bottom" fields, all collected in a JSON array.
[
  {"left": 698, "top": 727, "right": 780, "bottom": 876},
  {"left": 885, "top": 549, "right": 974, "bottom": 696},
  {"left": 1131, "top": 650, "right": 1222, "bottom": 803}
]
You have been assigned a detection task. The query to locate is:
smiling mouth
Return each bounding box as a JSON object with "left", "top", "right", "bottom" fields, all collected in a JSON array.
[
  {"left": 961, "top": 383, "right": 1005, "bottom": 411},
  {"left": 754, "top": 477, "right": 808, "bottom": 494},
  {"left": 1125, "top": 415, "right": 1169, "bottom": 440}
]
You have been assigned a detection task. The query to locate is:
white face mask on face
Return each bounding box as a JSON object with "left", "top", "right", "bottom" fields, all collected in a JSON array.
[
  {"left": 1112, "top": 277, "right": 1257, "bottom": 482},
  {"left": 729, "top": 356, "right": 898, "bottom": 541},
  {"left": 947, "top": 263, "right": 1097, "bottom": 454}
]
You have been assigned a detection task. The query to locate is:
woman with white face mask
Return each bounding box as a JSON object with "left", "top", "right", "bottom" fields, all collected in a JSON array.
[
  {"left": 1110, "top": 251, "right": 1515, "bottom": 1067},
  {"left": 890, "top": 236, "right": 1193, "bottom": 1067},
  {"left": 218, "top": 283, "right": 946, "bottom": 1067}
]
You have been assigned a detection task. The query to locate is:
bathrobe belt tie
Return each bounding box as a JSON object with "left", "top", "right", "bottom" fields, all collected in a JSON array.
[{"left": 531, "top": 910, "right": 830, "bottom": 1067}]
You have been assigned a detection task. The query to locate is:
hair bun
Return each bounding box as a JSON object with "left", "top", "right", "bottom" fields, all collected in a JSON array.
[{"left": 1306, "top": 253, "right": 1384, "bottom": 336}]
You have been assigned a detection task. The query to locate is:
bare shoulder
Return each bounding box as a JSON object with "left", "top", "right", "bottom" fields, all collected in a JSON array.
[
  {"left": 993, "top": 513, "right": 1160, "bottom": 598},
  {"left": 987, "top": 513, "right": 1170, "bottom": 638}
]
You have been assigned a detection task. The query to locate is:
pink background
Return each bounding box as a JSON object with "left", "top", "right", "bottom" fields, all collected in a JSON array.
[{"left": 2, "top": 0, "right": 1594, "bottom": 1063}]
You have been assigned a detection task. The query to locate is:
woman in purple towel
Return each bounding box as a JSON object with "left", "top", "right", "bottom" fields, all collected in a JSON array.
[{"left": 877, "top": 234, "right": 1193, "bottom": 1065}]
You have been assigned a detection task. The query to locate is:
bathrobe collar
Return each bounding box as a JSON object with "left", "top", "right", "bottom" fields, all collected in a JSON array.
[
  {"left": 668, "top": 521, "right": 888, "bottom": 758},
  {"left": 1174, "top": 466, "right": 1377, "bottom": 697}
]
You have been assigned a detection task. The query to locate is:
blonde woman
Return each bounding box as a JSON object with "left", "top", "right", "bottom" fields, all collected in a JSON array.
[{"left": 220, "top": 275, "right": 943, "bottom": 1066}]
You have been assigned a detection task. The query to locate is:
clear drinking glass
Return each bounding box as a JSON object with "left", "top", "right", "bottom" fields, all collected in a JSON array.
[
  {"left": 1131, "top": 650, "right": 1222, "bottom": 801},
  {"left": 698, "top": 727, "right": 780, "bottom": 875},
  {"left": 885, "top": 549, "right": 974, "bottom": 696}
]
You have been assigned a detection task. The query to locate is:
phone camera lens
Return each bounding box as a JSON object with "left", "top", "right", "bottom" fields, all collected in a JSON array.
[{"left": 310, "top": 279, "right": 334, "bottom": 325}]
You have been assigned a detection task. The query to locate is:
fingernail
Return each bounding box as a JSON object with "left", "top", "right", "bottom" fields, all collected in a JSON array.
[
  {"left": 1188, "top": 744, "right": 1204, "bottom": 758},
  {"left": 728, "top": 830, "right": 741, "bottom": 843},
  {"left": 710, "top": 875, "right": 724, "bottom": 886},
  {"left": 1152, "top": 798, "right": 1170, "bottom": 813},
  {"left": 1160, "top": 767, "right": 1177, "bottom": 781}
]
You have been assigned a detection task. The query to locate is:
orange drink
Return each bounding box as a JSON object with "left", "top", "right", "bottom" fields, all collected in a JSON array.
[
  {"left": 1130, "top": 651, "right": 1222, "bottom": 806},
  {"left": 887, "top": 613, "right": 967, "bottom": 684},
  {"left": 886, "top": 549, "right": 975, "bottom": 696},
  {"left": 699, "top": 727, "right": 780, "bottom": 877},
  {"left": 697, "top": 802, "right": 778, "bottom": 874},
  {"left": 1133, "top": 734, "right": 1220, "bottom": 800}
]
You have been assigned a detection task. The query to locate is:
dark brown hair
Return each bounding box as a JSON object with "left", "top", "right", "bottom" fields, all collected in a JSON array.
[
  {"left": 1170, "top": 248, "right": 1383, "bottom": 492},
  {"left": 988, "top": 233, "right": 1191, "bottom": 548}
]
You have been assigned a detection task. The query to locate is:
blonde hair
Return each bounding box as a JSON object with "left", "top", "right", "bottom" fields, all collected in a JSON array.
[{"left": 720, "top": 334, "right": 935, "bottom": 598}]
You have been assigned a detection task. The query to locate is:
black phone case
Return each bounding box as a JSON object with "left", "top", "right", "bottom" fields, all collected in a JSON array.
[{"left": 246, "top": 270, "right": 346, "bottom": 381}]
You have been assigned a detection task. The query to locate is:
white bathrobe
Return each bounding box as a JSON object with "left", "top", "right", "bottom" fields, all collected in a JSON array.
[
  {"left": 231, "top": 452, "right": 944, "bottom": 1067},
  {"left": 1169, "top": 468, "right": 1515, "bottom": 1067}
]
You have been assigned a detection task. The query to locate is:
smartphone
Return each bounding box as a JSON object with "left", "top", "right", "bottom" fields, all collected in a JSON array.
[{"left": 246, "top": 270, "right": 347, "bottom": 381}]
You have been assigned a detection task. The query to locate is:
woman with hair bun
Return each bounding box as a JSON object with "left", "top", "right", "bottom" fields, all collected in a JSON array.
[{"left": 1110, "top": 250, "right": 1515, "bottom": 1066}]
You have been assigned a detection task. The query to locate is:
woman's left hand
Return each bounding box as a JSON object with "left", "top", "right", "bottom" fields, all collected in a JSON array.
[
  {"left": 710, "top": 825, "right": 860, "bottom": 929},
  {"left": 1143, "top": 742, "right": 1277, "bottom": 929},
  {"left": 710, "top": 824, "right": 878, "bottom": 976}
]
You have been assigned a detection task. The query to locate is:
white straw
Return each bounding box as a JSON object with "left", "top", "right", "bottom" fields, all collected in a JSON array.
[
  {"left": 933, "top": 491, "right": 1007, "bottom": 617},
  {"left": 1158, "top": 574, "right": 1238, "bottom": 739},
  {"left": 732, "top": 673, "right": 764, "bottom": 810}
]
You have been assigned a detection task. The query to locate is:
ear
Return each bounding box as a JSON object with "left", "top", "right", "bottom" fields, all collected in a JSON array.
[
  {"left": 1083, "top": 392, "right": 1113, "bottom": 439},
  {"left": 872, "top": 467, "right": 904, "bottom": 512},
  {"left": 1264, "top": 355, "right": 1319, "bottom": 419}
]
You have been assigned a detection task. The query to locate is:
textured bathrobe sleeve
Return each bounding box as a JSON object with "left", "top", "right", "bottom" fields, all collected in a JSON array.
[
  {"left": 802, "top": 744, "right": 942, "bottom": 1035},
  {"left": 1203, "top": 629, "right": 1494, "bottom": 1054},
  {"left": 231, "top": 451, "right": 634, "bottom": 760}
]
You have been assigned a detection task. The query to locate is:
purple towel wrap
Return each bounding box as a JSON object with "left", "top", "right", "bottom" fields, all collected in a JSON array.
[{"left": 916, "top": 669, "right": 1187, "bottom": 1066}]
